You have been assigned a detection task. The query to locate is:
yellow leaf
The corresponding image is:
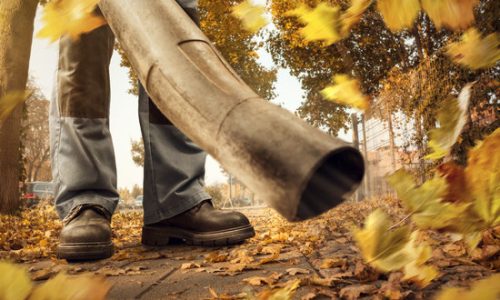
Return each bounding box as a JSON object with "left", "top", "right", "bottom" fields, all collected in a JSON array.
[
  {"left": 426, "top": 83, "right": 473, "bottom": 160},
  {"left": 257, "top": 279, "right": 301, "bottom": 300},
  {"left": 0, "top": 91, "right": 28, "bottom": 124},
  {"left": 446, "top": 28, "right": 500, "bottom": 70},
  {"left": 402, "top": 233, "right": 439, "bottom": 287},
  {"left": 434, "top": 273, "right": 500, "bottom": 300},
  {"left": 353, "top": 211, "right": 438, "bottom": 286},
  {"left": 30, "top": 273, "right": 111, "bottom": 300},
  {"left": 352, "top": 209, "right": 411, "bottom": 272},
  {"left": 422, "top": 0, "right": 479, "bottom": 30},
  {"left": 387, "top": 169, "right": 470, "bottom": 229},
  {"left": 376, "top": 0, "right": 420, "bottom": 32},
  {"left": 465, "top": 128, "right": 500, "bottom": 227},
  {"left": 232, "top": 0, "right": 268, "bottom": 33},
  {"left": 286, "top": 3, "right": 342, "bottom": 46},
  {"left": 37, "top": 0, "right": 106, "bottom": 42},
  {"left": 321, "top": 74, "right": 369, "bottom": 111},
  {"left": 0, "top": 261, "right": 33, "bottom": 300},
  {"left": 340, "top": 0, "right": 373, "bottom": 36}
]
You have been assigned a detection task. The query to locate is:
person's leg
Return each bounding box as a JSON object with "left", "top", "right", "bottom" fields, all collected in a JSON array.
[
  {"left": 139, "top": 0, "right": 254, "bottom": 246},
  {"left": 139, "top": 85, "right": 211, "bottom": 224},
  {"left": 50, "top": 21, "right": 117, "bottom": 260}
]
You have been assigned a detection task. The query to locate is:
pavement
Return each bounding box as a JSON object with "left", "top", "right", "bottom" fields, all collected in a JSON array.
[{"left": 25, "top": 208, "right": 328, "bottom": 299}]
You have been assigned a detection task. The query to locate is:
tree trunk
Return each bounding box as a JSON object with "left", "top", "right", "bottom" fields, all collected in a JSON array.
[{"left": 0, "top": 0, "right": 38, "bottom": 214}]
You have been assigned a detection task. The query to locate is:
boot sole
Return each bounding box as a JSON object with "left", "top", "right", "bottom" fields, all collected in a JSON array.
[
  {"left": 57, "top": 242, "right": 114, "bottom": 261},
  {"left": 141, "top": 224, "right": 255, "bottom": 247}
]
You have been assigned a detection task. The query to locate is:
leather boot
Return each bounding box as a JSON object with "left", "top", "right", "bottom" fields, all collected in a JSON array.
[
  {"left": 57, "top": 205, "right": 114, "bottom": 261},
  {"left": 142, "top": 201, "right": 255, "bottom": 246}
]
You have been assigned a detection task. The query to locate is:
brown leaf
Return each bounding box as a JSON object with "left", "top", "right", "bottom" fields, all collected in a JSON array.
[
  {"left": 339, "top": 284, "right": 377, "bottom": 300},
  {"left": 242, "top": 272, "right": 282, "bottom": 286},
  {"left": 286, "top": 268, "right": 311, "bottom": 276},
  {"left": 320, "top": 257, "right": 347, "bottom": 269},
  {"left": 443, "top": 243, "right": 467, "bottom": 257},
  {"left": 205, "top": 251, "right": 229, "bottom": 263},
  {"left": 180, "top": 262, "right": 202, "bottom": 270}
]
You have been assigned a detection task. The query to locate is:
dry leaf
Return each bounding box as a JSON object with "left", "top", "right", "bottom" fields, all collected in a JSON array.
[
  {"left": 242, "top": 272, "right": 281, "bottom": 286},
  {"left": 256, "top": 279, "right": 301, "bottom": 300},
  {"left": 319, "top": 257, "right": 347, "bottom": 269},
  {"left": 286, "top": 3, "right": 342, "bottom": 46},
  {"left": 422, "top": 0, "right": 479, "bottom": 30},
  {"left": 339, "top": 284, "right": 376, "bottom": 300},
  {"left": 435, "top": 273, "right": 500, "bottom": 300},
  {"left": 465, "top": 127, "right": 500, "bottom": 228},
  {"left": 426, "top": 83, "right": 474, "bottom": 160},
  {"left": 0, "top": 261, "right": 32, "bottom": 300},
  {"left": 340, "top": 0, "right": 373, "bottom": 36},
  {"left": 232, "top": 0, "right": 268, "bottom": 33},
  {"left": 321, "top": 74, "right": 369, "bottom": 111},
  {"left": 446, "top": 28, "right": 500, "bottom": 70},
  {"left": 286, "top": 268, "right": 310, "bottom": 276},
  {"left": 37, "top": 0, "right": 106, "bottom": 42},
  {"left": 376, "top": 0, "right": 420, "bottom": 31},
  {"left": 30, "top": 272, "right": 111, "bottom": 300},
  {"left": 386, "top": 169, "right": 470, "bottom": 230},
  {"left": 353, "top": 210, "right": 438, "bottom": 286}
]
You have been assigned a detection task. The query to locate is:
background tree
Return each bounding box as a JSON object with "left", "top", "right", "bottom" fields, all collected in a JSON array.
[
  {"left": 205, "top": 184, "right": 225, "bottom": 208},
  {"left": 118, "top": 187, "right": 132, "bottom": 203},
  {"left": 21, "top": 81, "right": 51, "bottom": 182},
  {"left": 130, "top": 139, "right": 144, "bottom": 167},
  {"left": 130, "top": 184, "right": 143, "bottom": 199},
  {"left": 268, "top": 0, "right": 498, "bottom": 164},
  {"left": 0, "top": 0, "right": 39, "bottom": 214},
  {"left": 117, "top": 0, "right": 277, "bottom": 100}
]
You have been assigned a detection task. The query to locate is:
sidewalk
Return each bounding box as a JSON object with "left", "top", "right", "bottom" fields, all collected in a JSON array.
[{"left": 17, "top": 203, "right": 499, "bottom": 299}]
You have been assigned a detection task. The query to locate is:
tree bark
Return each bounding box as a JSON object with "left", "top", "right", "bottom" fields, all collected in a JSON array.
[{"left": 0, "top": 0, "right": 38, "bottom": 214}]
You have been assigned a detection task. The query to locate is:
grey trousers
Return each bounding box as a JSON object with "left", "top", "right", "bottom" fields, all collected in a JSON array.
[{"left": 50, "top": 0, "right": 211, "bottom": 224}]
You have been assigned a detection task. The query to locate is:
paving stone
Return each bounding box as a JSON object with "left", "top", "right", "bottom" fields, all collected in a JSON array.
[
  {"left": 107, "top": 259, "right": 177, "bottom": 299},
  {"left": 140, "top": 253, "right": 318, "bottom": 299}
]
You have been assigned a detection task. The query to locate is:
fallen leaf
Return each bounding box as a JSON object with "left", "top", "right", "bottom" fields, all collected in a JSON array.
[
  {"left": 426, "top": 82, "right": 474, "bottom": 160},
  {"left": 242, "top": 272, "right": 281, "bottom": 286},
  {"left": 446, "top": 29, "right": 500, "bottom": 69},
  {"left": 181, "top": 262, "right": 202, "bottom": 270},
  {"left": 256, "top": 279, "right": 301, "bottom": 300},
  {"left": 442, "top": 243, "right": 466, "bottom": 257},
  {"left": 339, "top": 284, "right": 377, "bottom": 300},
  {"left": 30, "top": 272, "right": 111, "bottom": 300},
  {"left": 340, "top": 0, "right": 373, "bottom": 36},
  {"left": 422, "top": 0, "right": 479, "bottom": 30},
  {"left": 435, "top": 273, "right": 500, "bottom": 300},
  {"left": 321, "top": 74, "right": 369, "bottom": 111},
  {"left": 320, "top": 257, "right": 347, "bottom": 269},
  {"left": 353, "top": 210, "right": 438, "bottom": 286},
  {"left": 286, "top": 3, "right": 342, "bottom": 46},
  {"left": 286, "top": 268, "right": 310, "bottom": 276},
  {"left": 386, "top": 169, "right": 469, "bottom": 230},
  {"left": 37, "top": 0, "right": 107, "bottom": 42},
  {"left": 205, "top": 251, "right": 229, "bottom": 263},
  {"left": 232, "top": 0, "right": 268, "bottom": 33},
  {"left": 0, "top": 261, "right": 32, "bottom": 300},
  {"left": 376, "top": 0, "right": 420, "bottom": 31},
  {"left": 465, "top": 127, "right": 500, "bottom": 228}
]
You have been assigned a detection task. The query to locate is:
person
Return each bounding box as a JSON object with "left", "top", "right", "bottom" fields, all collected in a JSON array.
[{"left": 49, "top": 0, "right": 255, "bottom": 261}]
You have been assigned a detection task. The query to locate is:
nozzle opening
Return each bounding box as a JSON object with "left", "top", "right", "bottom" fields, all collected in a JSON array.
[{"left": 295, "top": 148, "right": 365, "bottom": 221}]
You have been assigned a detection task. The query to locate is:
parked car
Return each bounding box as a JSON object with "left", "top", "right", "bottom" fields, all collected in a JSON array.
[
  {"left": 23, "top": 181, "right": 55, "bottom": 206},
  {"left": 134, "top": 195, "right": 143, "bottom": 208}
]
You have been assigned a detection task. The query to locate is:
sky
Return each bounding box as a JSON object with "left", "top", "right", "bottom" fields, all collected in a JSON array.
[{"left": 28, "top": 5, "right": 310, "bottom": 190}]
